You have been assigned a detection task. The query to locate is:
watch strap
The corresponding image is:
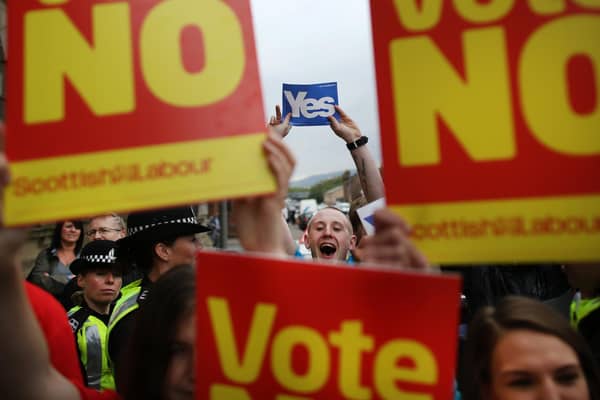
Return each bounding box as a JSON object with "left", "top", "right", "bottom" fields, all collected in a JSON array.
[{"left": 346, "top": 136, "right": 368, "bottom": 151}]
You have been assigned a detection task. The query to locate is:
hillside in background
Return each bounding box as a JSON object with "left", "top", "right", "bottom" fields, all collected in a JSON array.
[{"left": 290, "top": 169, "right": 356, "bottom": 189}]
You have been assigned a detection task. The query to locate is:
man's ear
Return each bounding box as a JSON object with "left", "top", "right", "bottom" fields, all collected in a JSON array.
[
  {"left": 154, "top": 242, "right": 170, "bottom": 262},
  {"left": 76, "top": 274, "right": 85, "bottom": 288},
  {"left": 303, "top": 232, "right": 311, "bottom": 250},
  {"left": 349, "top": 235, "right": 357, "bottom": 251}
]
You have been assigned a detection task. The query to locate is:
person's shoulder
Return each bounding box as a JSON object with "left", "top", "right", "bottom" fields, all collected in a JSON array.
[
  {"left": 580, "top": 302, "right": 600, "bottom": 334},
  {"left": 33, "top": 247, "right": 50, "bottom": 261},
  {"left": 39, "top": 246, "right": 57, "bottom": 257},
  {"left": 121, "top": 279, "right": 142, "bottom": 293},
  {"left": 26, "top": 283, "right": 86, "bottom": 385},
  {"left": 346, "top": 253, "right": 355, "bottom": 264},
  {"left": 25, "top": 282, "right": 70, "bottom": 336},
  {"left": 25, "top": 281, "right": 63, "bottom": 316},
  {"left": 114, "top": 279, "right": 142, "bottom": 307},
  {"left": 67, "top": 304, "right": 82, "bottom": 315},
  {"left": 31, "top": 247, "right": 58, "bottom": 271},
  {"left": 25, "top": 280, "right": 47, "bottom": 298},
  {"left": 109, "top": 281, "right": 143, "bottom": 329},
  {"left": 293, "top": 246, "right": 303, "bottom": 258}
]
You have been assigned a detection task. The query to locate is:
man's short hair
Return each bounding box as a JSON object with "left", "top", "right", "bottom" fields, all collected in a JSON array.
[
  {"left": 90, "top": 213, "right": 126, "bottom": 231},
  {"left": 306, "top": 206, "right": 353, "bottom": 234}
]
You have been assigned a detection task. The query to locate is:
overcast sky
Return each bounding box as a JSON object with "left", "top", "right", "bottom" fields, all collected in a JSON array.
[{"left": 250, "top": 0, "right": 381, "bottom": 181}]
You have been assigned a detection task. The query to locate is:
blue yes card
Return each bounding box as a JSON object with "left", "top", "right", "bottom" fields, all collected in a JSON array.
[{"left": 282, "top": 82, "right": 339, "bottom": 126}]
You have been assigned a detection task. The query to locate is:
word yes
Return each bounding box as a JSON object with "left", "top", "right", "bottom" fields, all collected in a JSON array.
[{"left": 284, "top": 90, "right": 335, "bottom": 119}]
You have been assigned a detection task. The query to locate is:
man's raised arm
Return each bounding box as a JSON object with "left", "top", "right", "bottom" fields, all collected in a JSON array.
[{"left": 328, "top": 105, "right": 384, "bottom": 202}]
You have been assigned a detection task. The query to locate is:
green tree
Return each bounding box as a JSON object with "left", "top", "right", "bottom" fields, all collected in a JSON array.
[{"left": 308, "top": 175, "right": 345, "bottom": 203}]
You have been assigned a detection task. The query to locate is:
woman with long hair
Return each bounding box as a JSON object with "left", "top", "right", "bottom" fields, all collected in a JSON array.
[{"left": 28, "top": 220, "right": 84, "bottom": 297}]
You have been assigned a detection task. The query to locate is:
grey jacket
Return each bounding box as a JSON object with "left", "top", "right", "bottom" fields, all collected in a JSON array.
[{"left": 27, "top": 248, "right": 73, "bottom": 296}]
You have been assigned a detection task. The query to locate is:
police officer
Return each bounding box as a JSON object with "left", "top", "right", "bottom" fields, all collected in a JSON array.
[
  {"left": 564, "top": 263, "right": 600, "bottom": 366},
  {"left": 67, "top": 240, "right": 123, "bottom": 390},
  {"left": 107, "top": 206, "right": 210, "bottom": 391}
]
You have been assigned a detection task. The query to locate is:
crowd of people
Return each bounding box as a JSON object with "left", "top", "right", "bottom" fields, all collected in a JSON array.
[{"left": 0, "top": 104, "right": 598, "bottom": 400}]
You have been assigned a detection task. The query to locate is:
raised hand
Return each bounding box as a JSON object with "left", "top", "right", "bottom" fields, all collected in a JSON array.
[
  {"left": 268, "top": 105, "right": 292, "bottom": 139},
  {"left": 328, "top": 105, "right": 384, "bottom": 201},
  {"left": 356, "top": 209, "right": 429, "bottom": 271},
  {"left": 232, "top": 128, "right": 296, "bottom": 255},
  {"left": 327, "top": 105, "right": 361, "bottom": 143}
]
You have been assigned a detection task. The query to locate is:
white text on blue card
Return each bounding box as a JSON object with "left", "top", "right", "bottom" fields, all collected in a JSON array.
[{"left": 282, "top": 82, "right": 339, "bottom": 126}]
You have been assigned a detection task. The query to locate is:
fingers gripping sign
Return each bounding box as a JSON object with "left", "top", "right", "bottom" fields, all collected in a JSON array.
[
  {"left": 281, "top": 82, "right": 339, "bottom": 126},
  {"left": 268, "top": 105, "right": 292, "bottom": 139},
  {"left": 357, "top": 209, "right": 429, "bottom": 271},
  {"left": 328, "top": 105, "right": 362, "bottom": 144}
]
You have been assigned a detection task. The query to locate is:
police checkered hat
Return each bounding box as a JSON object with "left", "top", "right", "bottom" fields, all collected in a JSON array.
[
  {"left": 117, "top": 206, "right": 210, "bottom": 250},
  {"left": 70, "top": 240, "right": 120, "bottom": 275}
]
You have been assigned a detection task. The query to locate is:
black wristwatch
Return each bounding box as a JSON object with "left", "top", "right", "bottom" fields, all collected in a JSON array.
[{"left": 346, "top": 136, "right": 368, "bottom": 151}]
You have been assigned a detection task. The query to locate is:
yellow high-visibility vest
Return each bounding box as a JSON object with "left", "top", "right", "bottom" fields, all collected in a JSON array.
[{"left": 68, "top": 305, "right": 115, "bottom": 390}]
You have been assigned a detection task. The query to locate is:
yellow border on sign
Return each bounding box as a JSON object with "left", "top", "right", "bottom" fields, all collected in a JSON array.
[
  {"left": 4, "top": 133, "right": 275, "bottom": 226},
  {"left": 391, "top": 195, "right": 600, "bottom": 264}
]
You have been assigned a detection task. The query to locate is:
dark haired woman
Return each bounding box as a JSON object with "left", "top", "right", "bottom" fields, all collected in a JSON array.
[
  {"left": 462, "top": 296, "right": 600, "bottom": 400},
  {"left": 28, "top": 220, "right": 84, "bottom": 297}
]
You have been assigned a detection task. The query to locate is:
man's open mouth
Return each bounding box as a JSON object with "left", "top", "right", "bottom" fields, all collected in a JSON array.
[{"left": 319, "top": 243, "right": 337, "bottom": 256}]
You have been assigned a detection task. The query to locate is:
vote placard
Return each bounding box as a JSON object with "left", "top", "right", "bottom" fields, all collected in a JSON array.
[
  {"left": 197, "top": 251, "right": 461, "bottom": 399},
  {"left": 282, "top": 82, "right": 339, "bottom": 126},
  {"left": 5, "top": 0, "right": 273, "bottom": 226},
  {"left": 371, "top": 1, "right": 600, "bottom": 263}
]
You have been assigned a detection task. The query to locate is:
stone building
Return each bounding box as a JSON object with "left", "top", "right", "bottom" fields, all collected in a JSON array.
[{"left": 323, "top": 185, "right": 344, "bottom": 206}]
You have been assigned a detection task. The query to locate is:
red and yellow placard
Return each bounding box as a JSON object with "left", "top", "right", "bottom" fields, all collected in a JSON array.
[
  {"left": 371, "top": 1, "right": 600, "bottom": 263},
  {"left": 197, "top": 251, "right": 461, "bottom": 399},
  {"left": 5, "top": 0, "right": 273, "bottom": 226}
]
